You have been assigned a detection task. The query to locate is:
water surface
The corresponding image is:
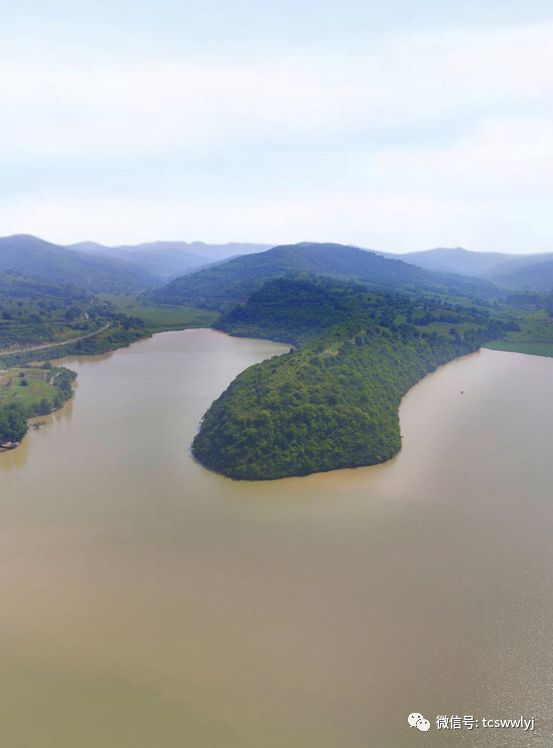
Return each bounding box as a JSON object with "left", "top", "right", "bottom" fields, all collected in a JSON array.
[{"left": 1, "top": 330, "right": 552, "bottom": 746}]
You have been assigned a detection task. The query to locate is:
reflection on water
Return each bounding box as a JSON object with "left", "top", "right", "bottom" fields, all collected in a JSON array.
[
  {"left": 0, "top": 436, "right": 30, "bottom": 471},
  {"left": 1, "top": 330, "right": 553, "bottom": 747},
  {"left": 3, "top": 398, "right": 75, "bottom": 473}
]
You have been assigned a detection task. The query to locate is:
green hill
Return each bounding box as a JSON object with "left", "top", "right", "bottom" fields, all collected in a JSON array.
[
  {"left": 0, "top": 234, "right": 156, "bottom": 293},
  {"left": 193, "top": 278, "right": 509, "bottom": 480},
  {"left": 0, "top": 273, "right": 92, "bottom": 350},
  {"left": 0, "top": 272, "right": 148, "bottom": 360},
  {"left": 151, "top": 242, "right": 498, "bottom": 310}
]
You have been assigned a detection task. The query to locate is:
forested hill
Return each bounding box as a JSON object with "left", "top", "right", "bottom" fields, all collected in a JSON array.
[
  {"left": 0, "top": 234, "right": 156, "bottom": 293},
  {"left": 193, "top": 278, "right": 511, "bottom": 480},
  {"left": 151, "top": 242, "right": 498, "bottom": 310},
  {"left": 0, "top": 272, "right": 147, "bottom": 361}
]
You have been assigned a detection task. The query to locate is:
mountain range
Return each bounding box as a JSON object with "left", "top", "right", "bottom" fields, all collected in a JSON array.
[
  {"left": 2, "top": 233, "right": 553, "bottom": 298},
  {"left": 150, "top": 242, "right": 497, "bottom": 310},
  {"left": 69, "top": 240, "right": 271, "bottom": 281},
  {"left": 0, "top": 235, "right": 156, "bottom": 293},
  {"left": 381, "top": 247, "right": 521, "bottom": 275}
]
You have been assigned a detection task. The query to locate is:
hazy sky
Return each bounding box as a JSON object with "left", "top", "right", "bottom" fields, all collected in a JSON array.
[{"left": 2, "top": 1, "right": 553, "bottom": 252}]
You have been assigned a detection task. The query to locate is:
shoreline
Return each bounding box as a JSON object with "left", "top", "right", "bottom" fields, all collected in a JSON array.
[
  {"left": 0, "top": 325, "right": 215, "bottom": 453},
  {"left": 1, "top": 323, "right": 537, "bottom": 472},
  {"left": 0, "top": 364, "right": 77, "bottom": 452},
  {"left": 192, "top": 340, "right": 485, "bottom": 481}
]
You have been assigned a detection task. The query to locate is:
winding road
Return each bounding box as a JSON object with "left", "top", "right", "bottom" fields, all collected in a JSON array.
[{"left": 0, "top": 322, "right": 112, "bottom": 358}]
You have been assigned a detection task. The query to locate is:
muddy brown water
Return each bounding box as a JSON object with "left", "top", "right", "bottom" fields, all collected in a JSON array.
[{"left": 1, "top": 329, "right": 552, "bottom": 747}]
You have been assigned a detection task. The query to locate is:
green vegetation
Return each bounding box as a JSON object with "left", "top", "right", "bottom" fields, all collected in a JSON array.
[
  {"left": 6, "top": 234, "right": 552, "bottom": 474},
  {"left": 0, "top": 272, "right": 219, "bottom": 446},
  {"left": 193, "top": 278, "right": 511, "bottom": 480},
  {"left": 0, "top": 272, "right": 220, "bottom": 371},
  {"left": 101, "top": 295, "right": 218, "bottom": 331},
  {"left": 151, "top": 242, "right": 498, "bottom": 311},
  {"left": 0, "top": 275, "right": 147, "bottom": 366},
  {"left": 0, "top": 403, "right": 28, "bottom": 446},
  {"left": 0, "top": 363, "right": 77, "bottom": 446},
  {"left": 0, "top": 272, "right": 98, "bottom": 350},
  {"left": 485, "top": 307, "right": 553, "bottom": 357}
]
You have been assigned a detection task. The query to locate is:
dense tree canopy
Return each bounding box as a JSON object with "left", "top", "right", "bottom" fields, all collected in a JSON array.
[
  {"left": 151, "top": 242, "right": 498, "bottom": 310},
  {"left": 0, "top": 402, "right": 28, "bottom": 444},
  {"left": 193, "top": 278, "right": 511, "bottom": 480}
]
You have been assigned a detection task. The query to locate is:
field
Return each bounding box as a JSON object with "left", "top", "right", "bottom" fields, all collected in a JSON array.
[
  {"left": 101, "top": 296, "right": 218, "bottom": 332},
  {"left": 0, "top": 367, "right": 52, "bottom": 406},
  {"left": 0, "top": 364, "right": 76, "bottom": 416},
  {"left": 485, "top": 309, "right": 553, "bottom": 357}
]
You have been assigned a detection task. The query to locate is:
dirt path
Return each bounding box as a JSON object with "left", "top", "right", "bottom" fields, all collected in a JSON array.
[{"left": 0, "top": 322, "right": 112, "bottom": 358}]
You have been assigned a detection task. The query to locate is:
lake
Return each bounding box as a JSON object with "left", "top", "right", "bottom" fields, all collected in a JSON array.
[{"left": 1, "top": 329, "right": 552, "bottom": 747}]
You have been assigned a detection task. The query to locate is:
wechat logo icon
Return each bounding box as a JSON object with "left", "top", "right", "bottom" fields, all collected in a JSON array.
[{"left": 408, "top": 713, "right": 431, "bottom": 732}]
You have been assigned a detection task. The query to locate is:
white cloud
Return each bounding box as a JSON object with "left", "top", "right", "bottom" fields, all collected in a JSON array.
[
  {"left": 1, "top": 20, "right": 553, "bottom": 250},
  {"left": 1, "top": 22, "right": 553, "bottom": 156}
]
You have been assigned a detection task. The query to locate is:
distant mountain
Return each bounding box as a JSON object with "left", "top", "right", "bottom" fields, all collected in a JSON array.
[
  {"left": 140, "top": 241, "right": 272, "bottom": 263},
  {"left": 381, "top": 247, "right": 521, "bottom": 276},
  {"left": 69, "top": 240, "right": 272, "bottom": 281},
  {"left": 483, "top": 256, "right": 553, "bottom": 291},
  {"left": 0, "top": 235, "right": 156, "bottom": 293},
  {"left": 151, "top": 242, "right": 498, "bottom": 310},
  {"left": 70, "top": 241, "right": 209, "bottom": 279}
]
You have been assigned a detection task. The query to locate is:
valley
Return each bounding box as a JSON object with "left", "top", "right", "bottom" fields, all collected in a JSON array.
[{"left": 3, "top": 235, "right": 553, "bottom": 478}]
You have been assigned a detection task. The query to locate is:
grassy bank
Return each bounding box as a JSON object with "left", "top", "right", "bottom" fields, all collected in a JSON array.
[
  {"left": 100, "top": 296, "right": 218, "bottom": 332},
  {"left": 0, "top": 364, "right": 76, "bottom": 447},
  {"left": 485, "top": 309, "right": 553, "bottom": 357}
]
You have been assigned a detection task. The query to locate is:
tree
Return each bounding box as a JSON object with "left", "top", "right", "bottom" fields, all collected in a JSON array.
[{"left": 0, "top": 403, "right": 28, "bottom": 444}]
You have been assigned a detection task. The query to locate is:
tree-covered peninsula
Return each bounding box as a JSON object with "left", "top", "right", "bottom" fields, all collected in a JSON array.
[{"left": 193, "top": 279, "right": 513, "bottom": 480}]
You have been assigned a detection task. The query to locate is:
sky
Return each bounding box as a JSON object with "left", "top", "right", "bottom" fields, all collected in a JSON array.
[{"left": 1, "top": 1, "right": 553, "bottom": 252}]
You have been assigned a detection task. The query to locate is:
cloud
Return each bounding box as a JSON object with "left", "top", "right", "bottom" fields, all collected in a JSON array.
[
  {"left": 1, "top": 22, "right": 552, "bottom": 156},
  {"left": 1, "top": 20, "right": 553, "bottom": 250}
]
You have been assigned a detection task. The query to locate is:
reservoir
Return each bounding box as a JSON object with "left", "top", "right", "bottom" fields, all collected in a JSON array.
[{"left": 1, "top": 329, "right": 552, "bottom": 747}]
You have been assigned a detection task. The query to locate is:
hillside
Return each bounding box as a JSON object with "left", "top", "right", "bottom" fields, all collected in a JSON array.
[
  {"left": 70, "top": 240, "right": 272, "bottom": 280},
  {"left": 193, "top": 278, "right": 510, "bottom": 480},
  {"left": 0, "top": 273, "right": 93, "bottom": 350},
  {"left": 0, "top": 272, "right": 150, "bottom": 362},
  {"left": 384, "top": 247, "right": 519, "bottom": 276},
  {"left": 482, "top": 254, "right": 553, "bottom": 290},
  {"left": 0, "top": 235, "right": 156, "bottom": 292},
  {"left": 152, "top": 242, "right": 497, "bottom": 310}
]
